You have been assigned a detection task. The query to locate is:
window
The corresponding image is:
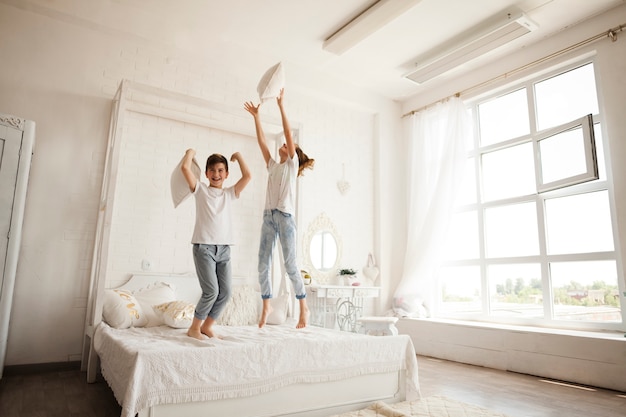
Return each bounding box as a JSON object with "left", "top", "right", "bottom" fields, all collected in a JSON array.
[{"left": 438, "top": 62, "right": 623, "bottom": 331}]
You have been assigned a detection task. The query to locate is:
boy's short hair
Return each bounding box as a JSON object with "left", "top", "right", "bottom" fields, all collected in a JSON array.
[{"left": 206, "top": 153, "right": 228, "bottom": 172}]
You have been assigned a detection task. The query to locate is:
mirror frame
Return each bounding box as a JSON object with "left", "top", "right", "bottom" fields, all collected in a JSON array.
[{"left": 302, "top": 212, "right": 342, "bottom": 283}]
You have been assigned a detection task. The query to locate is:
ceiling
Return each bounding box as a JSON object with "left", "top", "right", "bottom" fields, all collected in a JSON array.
[{"left": 5, "top": 0, "right": 624, "bottom": 101}]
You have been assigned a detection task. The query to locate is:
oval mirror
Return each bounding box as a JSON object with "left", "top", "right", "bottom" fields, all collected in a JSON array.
[
  {"left": 310, "top": 230, "right": 338, "bottom": 271},
  {"left": 303, "top": 212, "right": 342, "bottom": 283}
]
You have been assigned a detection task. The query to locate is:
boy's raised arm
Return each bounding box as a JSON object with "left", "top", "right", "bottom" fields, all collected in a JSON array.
[
  {"left": 181, "top": 148, "right": 198, "bottom": 192},
  {"left": 230, "top": 152, "right": 251, "bottom": 198}
]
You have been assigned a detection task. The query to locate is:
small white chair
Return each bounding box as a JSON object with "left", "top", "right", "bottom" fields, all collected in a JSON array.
[{"left": 357, "top": 316, "right": 399, "bottom": 336}]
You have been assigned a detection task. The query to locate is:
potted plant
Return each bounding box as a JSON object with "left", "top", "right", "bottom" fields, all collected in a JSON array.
[{"left": 338, "top": 268, "right": 360, "bottom": 286}]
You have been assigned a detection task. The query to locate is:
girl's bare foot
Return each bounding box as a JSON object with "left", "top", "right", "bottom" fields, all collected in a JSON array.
[
  {"left": 259, "top": 299, "right": 273, "bottom": 328},
  {"left": 296, "top": 298, "right": 309, "bottom": 329},
  {"left": 296, "top": 307, "right": 309, "bottom": 329}
]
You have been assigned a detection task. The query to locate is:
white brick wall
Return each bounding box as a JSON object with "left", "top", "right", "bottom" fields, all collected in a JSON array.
[{"left": 101, "top": 44, "right": 377, "bottom": 290}]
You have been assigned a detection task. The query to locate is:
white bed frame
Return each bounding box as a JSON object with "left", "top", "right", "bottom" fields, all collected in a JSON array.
[
  {"left": 92, "top": 273, "right": 409, "bottom": 417},
  {"left": 139, "top": 371, "right": 406, "bottom": 417}
]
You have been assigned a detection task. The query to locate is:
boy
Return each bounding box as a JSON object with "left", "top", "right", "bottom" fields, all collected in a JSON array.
[{"left": 181, "top": 149, "right": 251, "bottom": 339}]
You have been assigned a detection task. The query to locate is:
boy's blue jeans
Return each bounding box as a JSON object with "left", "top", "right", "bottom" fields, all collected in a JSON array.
[
  {"left": 192, "top": 244, "right": 232, "bottom": 320},
  {"left": 258, "top": 209, "right": 306, "bottom": 300}
]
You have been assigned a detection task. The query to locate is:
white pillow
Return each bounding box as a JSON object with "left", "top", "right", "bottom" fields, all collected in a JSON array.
[
  {"left": 171, "top": 156, "right": 202, "bottom": 208},
  {"left": 266, "top": 293, "right": 289, "bottom": 325},
  {"left": 102, "top": 289, "right": 148, "bottom": 329},
  {"left": 257, "top": 62, "right": 285, "bottom": 103},
  {"left": 133, "top": 282, "right": 177, "bottom": 327},
  {"left": 217, "top": 285, "right": 260, "bottom": 326},
  {"left": 153, "top": 300, "right": 195, "bottom": 329}
]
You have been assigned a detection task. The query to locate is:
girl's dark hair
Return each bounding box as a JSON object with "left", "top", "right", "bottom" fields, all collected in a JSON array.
[
  {"left": 295, "top": 146, "right": 314, "bottom": 177},
  {"left": 206, "top": 153, "right": 228, "bottom": 172}
]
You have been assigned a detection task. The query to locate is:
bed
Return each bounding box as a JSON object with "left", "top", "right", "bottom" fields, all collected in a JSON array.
[{"left": 91, "top": 273, "right": 421, "bottom": 417}]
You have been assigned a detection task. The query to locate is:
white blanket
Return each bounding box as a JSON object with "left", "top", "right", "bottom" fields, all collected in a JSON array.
[{"left": 94, "top": 321, "right": 420, "bottom": 417}]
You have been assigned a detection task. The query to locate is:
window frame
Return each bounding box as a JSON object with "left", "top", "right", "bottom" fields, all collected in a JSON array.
[{"left": 436, "top": 58, "right": 625, "bottom": 332}]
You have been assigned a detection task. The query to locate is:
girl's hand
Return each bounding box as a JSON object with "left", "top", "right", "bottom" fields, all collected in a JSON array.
[
  {"left": 243, "top": 101, "right": 260, "bottom": 116},
  {"left": 276, "top": 88, "right": 285, "bottom": 107}
]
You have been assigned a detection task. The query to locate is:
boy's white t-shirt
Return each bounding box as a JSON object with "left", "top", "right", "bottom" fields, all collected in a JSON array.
[
  {"left": 265, "top": 154, "right": 298, "bottom": 215},
  {"left": 191, "top": 181, "right": 237, "bottom": 245}
]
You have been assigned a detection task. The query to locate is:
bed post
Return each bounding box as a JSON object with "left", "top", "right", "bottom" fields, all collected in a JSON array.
[{"left": 81, "top": 80, "right": 129, "bottom": 382}]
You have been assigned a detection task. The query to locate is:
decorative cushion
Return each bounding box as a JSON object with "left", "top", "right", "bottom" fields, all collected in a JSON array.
[
  {"left": 257, "top": 62, "right": 285, "bottom": 103},
  {"left": 217, "top": 285, "right": 260, "bottom": 326},
  {"left": 102, "top": 289, "right": 148, "bottom": 329},
  {"left": 153, "top": 300, "right": 196, "bottom": 329},
  {"left": 171, "top": 155, "right": 202, "bottom": 208},
  {"left": 133, "top": 282, "right": 177, "bottom": 327}
]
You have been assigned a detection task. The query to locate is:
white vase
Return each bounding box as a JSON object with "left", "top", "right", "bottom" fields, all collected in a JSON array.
[{"left": 346, "top": 274, "right": 360, "bottom": 286}]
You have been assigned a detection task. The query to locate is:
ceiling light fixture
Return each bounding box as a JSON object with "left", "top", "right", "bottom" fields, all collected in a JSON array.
[
  {"left": 405, "top": 10, "right": 538, "bottom": 84},
  {"left": 323, "top": 0, "right": 424, "bottom": 55}
]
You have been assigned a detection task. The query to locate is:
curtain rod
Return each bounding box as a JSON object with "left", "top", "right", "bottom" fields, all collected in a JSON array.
[{"left": 402, "top": 22, "right": 625, "bottom": 118}]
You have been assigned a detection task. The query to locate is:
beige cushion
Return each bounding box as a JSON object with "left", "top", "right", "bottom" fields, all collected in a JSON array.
[
  {"left": 217, "top": 285, "right": 260, "bottom": 326},
  {"left": 102, "top": 289, "right": 148, "bottom": 329},
  {"left": 153, "top": 300, "right": 195, "bottom": 328}
]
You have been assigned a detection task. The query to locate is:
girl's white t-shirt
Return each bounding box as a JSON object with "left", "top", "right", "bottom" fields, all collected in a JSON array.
[
  {"left": 191, "top": 181, "right": 236, "bottom": 245},
  {"left": 265, "top": 154, "right": 298, "bottom": 215}
]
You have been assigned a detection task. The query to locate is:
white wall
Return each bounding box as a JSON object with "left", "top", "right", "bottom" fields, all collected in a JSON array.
[{"left": 0, "top": 3, "right": 400, "bottom": 366}]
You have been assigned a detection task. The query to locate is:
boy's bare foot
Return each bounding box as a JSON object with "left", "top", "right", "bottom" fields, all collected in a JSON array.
[
  {"left": 296, "top": 307, "right": 309, "bottom": 329},
  {"left": 258, "top": 301, "right": 273, "bottom": 328},
  {"left": 187, "top": 329, "right": 206, "bottom": 340},
  {"left": 201, "top": 328, "right": 220, "bottom": 339},
  {"left": 200, "top": 317, "right": 219, "bottom": 338}
]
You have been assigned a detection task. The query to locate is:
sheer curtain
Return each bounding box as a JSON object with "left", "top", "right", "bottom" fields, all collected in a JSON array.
[{"left": 393, "top": 97, "right": 471, "bottom": 317}]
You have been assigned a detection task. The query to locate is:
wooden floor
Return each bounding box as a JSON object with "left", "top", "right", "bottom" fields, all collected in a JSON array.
[{"left": 1, "top": 355, "right": 625, "bottom": 417}]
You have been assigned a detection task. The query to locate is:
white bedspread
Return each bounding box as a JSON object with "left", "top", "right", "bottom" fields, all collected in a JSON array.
[{"left": 94, "top": 321, "right": 420, "bottom": 417}]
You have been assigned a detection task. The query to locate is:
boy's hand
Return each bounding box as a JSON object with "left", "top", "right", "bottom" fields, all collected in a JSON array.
[
  {"left": 230, "top": 152, "right": 241, "bottom": 162},
  {"left": 185, "top": 148, "right": 196, "bottom": 158}
]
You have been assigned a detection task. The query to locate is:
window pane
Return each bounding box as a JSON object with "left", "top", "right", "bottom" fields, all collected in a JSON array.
[
  {"left": 535, "top": 63, "right": 599, "bottom": 131},
  {"left": 443, "top": 211, "right": 479, "bottom": 260},
  {"left": 488, "top": 263, "right": 543, "bottom": 318},
  {"left": 545, "top": 191, "right": 614, "bottom": 254},
  {"left": 550, "top": 260, "right": 621, "bottom": 322},
  {"left": 539, "top": 127, "right": 587, "bottom": 184},
  {"left": 482, "top": 143, "right": 535, "bottom": 201},
  {"left": 485, "top": 202, "right": 539, "bottom": 257},
  {"left": 478, "top": 88, "right": 529, "bottom": 146},
  {"left": 439, "top": 266, "right": 482, "bottom": 314}
]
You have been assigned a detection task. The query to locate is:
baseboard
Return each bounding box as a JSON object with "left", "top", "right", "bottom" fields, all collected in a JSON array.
[{"left": 3, "top": 360, "right": 81, "bottom": 377}]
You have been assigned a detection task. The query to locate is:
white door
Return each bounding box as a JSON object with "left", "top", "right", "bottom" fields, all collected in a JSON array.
[{"left": 0, "top": 116, "right": 35, "bottom": 378}]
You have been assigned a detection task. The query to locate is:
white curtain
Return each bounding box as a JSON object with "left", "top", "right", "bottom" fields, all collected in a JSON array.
[{"left": 393, "top": 97, "right": 471, "bottom": 317}]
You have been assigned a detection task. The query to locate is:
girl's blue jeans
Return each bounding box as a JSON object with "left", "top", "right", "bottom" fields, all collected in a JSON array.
[{"left": 258, "top": 209, "right": 306, "bottom": 300}]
